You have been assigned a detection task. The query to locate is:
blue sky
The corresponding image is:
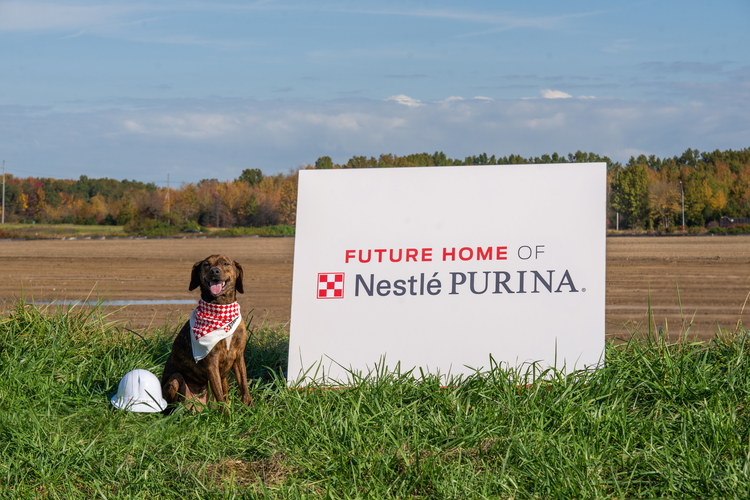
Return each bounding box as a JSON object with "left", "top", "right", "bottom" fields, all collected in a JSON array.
[{"left": 1, "top": 0, "right": 749, "bottom": 185}]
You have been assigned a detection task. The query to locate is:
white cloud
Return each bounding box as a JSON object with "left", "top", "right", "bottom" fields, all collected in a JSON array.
[
  {"left": 122, "top": 113, "right": 240, "bottom": 139},
  {"left": 473, "top": 96, "right": 494, "bottom": 101},
  {"left": 2, "top": 96, "right": 748, "bottom": 183},
  {"left": 385, "top": 95, "right": 423, "bottom": 107},
  {"left": 442, "top": 96, "right": 465, "bottom": 102},
  {"left": 540, "top": 89, "right": 572, "bottom": 99}
]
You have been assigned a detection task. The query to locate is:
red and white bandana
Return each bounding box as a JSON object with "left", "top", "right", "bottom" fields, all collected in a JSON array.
[{"left": 189, "top": 299, "right": 241, "bottom": 362}]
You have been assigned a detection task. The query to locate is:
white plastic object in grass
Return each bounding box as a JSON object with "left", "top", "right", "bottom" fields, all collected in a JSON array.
[{"left": 111, "top": 369, "right": 167, "bottom": 413}]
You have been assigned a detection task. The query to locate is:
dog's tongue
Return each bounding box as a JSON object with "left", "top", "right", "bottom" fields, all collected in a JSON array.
[{"left": 210, "top": 281, "right": 223, "bottom": 295}]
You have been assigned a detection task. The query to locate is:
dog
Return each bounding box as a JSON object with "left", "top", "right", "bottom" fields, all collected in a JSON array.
[{"left": 161, "top": 255, "right": 251, "bottom": 412}]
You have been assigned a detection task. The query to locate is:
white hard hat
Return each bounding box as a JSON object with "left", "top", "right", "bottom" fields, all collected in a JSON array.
[{"left": 111, "top": 369, "right": 167, "bottom": 413}]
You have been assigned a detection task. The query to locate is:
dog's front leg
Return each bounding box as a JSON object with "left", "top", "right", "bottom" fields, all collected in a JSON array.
[
  {"left": 205, "top": 360, "right": 227, "bottom": 411},
  {"left": 233, "top": 355, "right": 252, "bottom": 406}
]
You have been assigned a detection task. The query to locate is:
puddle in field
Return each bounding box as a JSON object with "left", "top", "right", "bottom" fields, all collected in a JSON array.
[{"left": 35, "top": 299, "right": 196, "bottom": 306}]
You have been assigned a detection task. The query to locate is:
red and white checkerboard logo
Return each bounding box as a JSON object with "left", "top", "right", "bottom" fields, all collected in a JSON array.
[{"left": 317, "top": 273, "right": 345, "bottom": 299}]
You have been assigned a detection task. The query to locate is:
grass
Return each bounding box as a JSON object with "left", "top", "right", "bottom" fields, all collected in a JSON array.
[
  {"left": 0, "top": 223, "right": 127, "bottom": 239},
  {"left": 0, "top": 223, "right": 295, "bottom": 239},
  {"left": 1, "top": 302, "right": 749, "bottom": 498}
]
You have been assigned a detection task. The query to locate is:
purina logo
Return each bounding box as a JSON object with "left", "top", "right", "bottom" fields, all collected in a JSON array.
[{"left": 317, "top": 273, "right": 345, "bottom": 299}]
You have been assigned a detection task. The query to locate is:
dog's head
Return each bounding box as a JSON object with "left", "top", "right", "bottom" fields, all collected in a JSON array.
[{"left": 189, "top": 254, "right": 244, "bottom": 304}]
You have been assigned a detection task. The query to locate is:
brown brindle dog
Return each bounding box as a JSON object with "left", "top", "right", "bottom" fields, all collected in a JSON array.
[{"left": 161, "top": 255, "right": 251, "bottom": 412}]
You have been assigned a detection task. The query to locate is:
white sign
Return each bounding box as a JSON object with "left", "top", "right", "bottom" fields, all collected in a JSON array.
[{"left": 288, "top": 164, "right": 606, "bottom": 384}]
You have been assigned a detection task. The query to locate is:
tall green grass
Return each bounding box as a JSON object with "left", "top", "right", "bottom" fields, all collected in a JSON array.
[{"left": 1, "top": 301, "right": 749, "bottom": 498}]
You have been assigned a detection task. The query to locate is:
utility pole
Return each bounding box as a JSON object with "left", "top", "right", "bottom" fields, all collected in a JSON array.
[
  {"left": 2, "top": 160, "right": 5, "bottom": 224},
  {"left": 680, "top": 180, "right": 685, "bottom": 233},
  {"left": 615, "top": 169, "right": 619, "bottom": 232}
]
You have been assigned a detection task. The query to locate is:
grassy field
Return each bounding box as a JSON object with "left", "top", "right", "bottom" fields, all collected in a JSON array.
[{"left": 1, "top": 302, "right": 749, "bottom": 499}]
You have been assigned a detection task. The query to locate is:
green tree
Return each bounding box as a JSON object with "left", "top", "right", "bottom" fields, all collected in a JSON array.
[
  {"left": 238, "top": 168, "right": 263, "bottom": 187},
  {"left": 345, "top": 156, "right": 378, "bottom": 169},
  {"left": 612, "top": 162, "right": 650, "bottom": 229},
  {"left": 465, "top": 153, "right": 490, "bottom": 165},
  {"left": 683, "top": 175, "right": 711, "bottom": 226},
  {"left": 315, "top": 156, "right": 334, "bottom": 169}
]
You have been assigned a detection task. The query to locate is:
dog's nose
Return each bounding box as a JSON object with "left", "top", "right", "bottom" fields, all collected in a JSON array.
[{"left": 209, "top": 267, "right": 222, "bottom": 279}]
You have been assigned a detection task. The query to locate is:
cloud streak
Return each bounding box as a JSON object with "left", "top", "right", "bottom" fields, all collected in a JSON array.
[
  {"left": 638, "top": 61, "right": 729, "bottom": 74},
  {"left": 325, "top": 4, "right": 603, "bottom": 33},
  {"left": 0, "top": 2, "right": 139, "bottom": 32},
  {"left": 0, "top": 1, "right": 602, "bottom": 40}
]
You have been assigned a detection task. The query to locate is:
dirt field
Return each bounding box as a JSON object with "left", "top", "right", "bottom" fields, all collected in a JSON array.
[
  {"left": 605, "top": 236, "right": 750, "bottom": 339},
  {"left": 0, "top": 237, "right": 295, "bottom": 333},
  {"left": 0, "top": 236, "right": 748, "bottom": 340}
]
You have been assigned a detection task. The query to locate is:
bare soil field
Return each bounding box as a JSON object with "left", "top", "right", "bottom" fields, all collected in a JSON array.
[
  {"left": 606, "top": 236, "right": 750, "bottom": 340},
  {"left": 0, "top": 235, "right": 748, "bottom": 340},
  {"left": 0, "top": 237, "right": 295, "bottom": 333}
]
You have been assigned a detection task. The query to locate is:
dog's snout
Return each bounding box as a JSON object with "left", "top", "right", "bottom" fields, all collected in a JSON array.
[{"left": 209, "top": 267, "right": 222, "bottom": 279}]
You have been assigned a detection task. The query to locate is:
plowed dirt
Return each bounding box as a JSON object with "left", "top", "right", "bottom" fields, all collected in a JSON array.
[{"left": 1, "top": 236, "right": 748, "bottom": 340}]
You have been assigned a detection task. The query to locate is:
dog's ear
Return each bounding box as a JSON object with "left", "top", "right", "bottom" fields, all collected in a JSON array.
[
  {"left": 234, "top": 261, "right": 244, "bottom": 294},
  {"left": 189, "top": 260, "right": 204, "bottom": 291}
]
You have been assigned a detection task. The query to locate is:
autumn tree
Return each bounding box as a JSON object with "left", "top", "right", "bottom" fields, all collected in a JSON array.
[
  {"left": 648, "top": 177, "right": 681, "bottom": 228},
  {"left": 278, "top": 172, "right": 299, "bottom": 225}
]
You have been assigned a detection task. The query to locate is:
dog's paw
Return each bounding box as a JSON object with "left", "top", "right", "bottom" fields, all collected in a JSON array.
[{"left": 242, "top": 393, "right": 252, "bottom": 407}]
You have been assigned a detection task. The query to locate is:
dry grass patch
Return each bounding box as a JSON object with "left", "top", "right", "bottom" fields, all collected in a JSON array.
[{"left": 202, "top": 453, "right": 297, "bottom": 488}]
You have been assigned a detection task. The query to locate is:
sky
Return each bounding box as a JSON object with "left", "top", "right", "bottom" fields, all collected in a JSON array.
[{"left": 1, "top": 0, "right": 749, "bottom": 185}]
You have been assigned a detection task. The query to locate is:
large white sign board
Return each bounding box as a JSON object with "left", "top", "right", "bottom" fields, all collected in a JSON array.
[{"left": 289, "top": 164, "right": 606, "bottom": 384}]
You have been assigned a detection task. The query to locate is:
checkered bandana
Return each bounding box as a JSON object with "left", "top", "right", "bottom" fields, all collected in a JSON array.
[{"left": 192, "top": 299, "right": 241, "bottom": 340}]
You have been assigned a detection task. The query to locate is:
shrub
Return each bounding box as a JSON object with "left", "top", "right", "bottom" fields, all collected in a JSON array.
[
  {"left": 214, "top": 225, "right": 295, "bottom": 237},
  {"left": 0, "top": 228, "right": 23, "bottom": 239},
  {"left": 180, "top": 219, "right": 201, "bottom": 232},
  {"left": 728, "top": 223, "right": 750, "bottom": 234},
  {"left": 124, "top": 218, "right": 180, "bottom": 237}
]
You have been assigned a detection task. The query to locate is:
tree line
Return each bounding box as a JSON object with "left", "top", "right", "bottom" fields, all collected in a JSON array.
[
  {"left": 1, "top": 147, "right": 748, "bottom": 231},
  {"left": 0, "top": 169, "right": 298, "bottom": 231}
]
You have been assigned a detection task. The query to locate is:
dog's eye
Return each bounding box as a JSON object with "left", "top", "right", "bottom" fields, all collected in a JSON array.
[{"left": 223, "top": 262, "right": 230, "bottom": 266}]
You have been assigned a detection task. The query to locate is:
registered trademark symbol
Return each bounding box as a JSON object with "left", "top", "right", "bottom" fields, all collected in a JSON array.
[{"left": 582, "top": 288, "right": 587, "bottom": 292}]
